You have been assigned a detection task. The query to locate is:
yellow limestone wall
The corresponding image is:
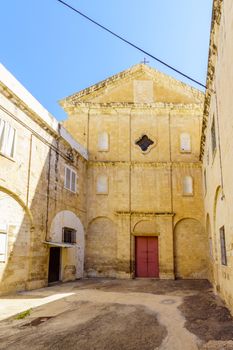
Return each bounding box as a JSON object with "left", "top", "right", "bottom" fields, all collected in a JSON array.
[
  {"left": 62, "top": 64, "right": 208, "bottom": 279},
  {"left": 0, "top": 74, "right": 87, "bottom": 294},
  {"left": 201, "top": 0, "right": 233, "bottom": 313}
]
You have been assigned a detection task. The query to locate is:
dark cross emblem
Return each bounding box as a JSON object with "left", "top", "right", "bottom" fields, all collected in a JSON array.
[
  {"left": 136, "top": 135, "right": 154, "bottom": 152},
  {"left": 141, "top": 57, "right": 149, "bottom": 65}
]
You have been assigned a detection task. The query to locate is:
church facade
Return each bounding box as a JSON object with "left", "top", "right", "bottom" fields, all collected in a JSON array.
[
  {"left": 2, "top": 0, "right": 233, "bottom": 316},
  {"left": 61, "top": 64, "right": 208, "bottom": 280}
]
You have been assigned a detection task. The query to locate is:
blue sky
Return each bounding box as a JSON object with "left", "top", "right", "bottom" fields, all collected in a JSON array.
[{"left": 0, "top": 0, "right": 213, "bottom": 121}]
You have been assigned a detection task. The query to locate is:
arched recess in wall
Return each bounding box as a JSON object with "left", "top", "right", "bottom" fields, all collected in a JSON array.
[
  {"left": 50, "top": 210, "right": 85, "bottom": 278},
  {"left": 0, "top": 187, "right": 32, "bottom": 293},
  {"left": 0, "top": 185, "right": 33, "bottom": 226},
  {"left": 85, "top": 217, "right": 117, "bottom": 277},
  {"left": 133, "top": 220, "right": 157, "bottom": 234},
  {"left": 174, "top": 218, "right": 208, "bottom": 279}
]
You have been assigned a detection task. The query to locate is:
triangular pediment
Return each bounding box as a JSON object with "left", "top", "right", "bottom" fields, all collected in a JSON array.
[{"left": 59, "top": 64, "right": 204, "bottom": 108}]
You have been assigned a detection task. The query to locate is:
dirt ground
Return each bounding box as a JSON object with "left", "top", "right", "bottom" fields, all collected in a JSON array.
[{"left": 0, "top": 279, "right": 233, "bottom": 350}]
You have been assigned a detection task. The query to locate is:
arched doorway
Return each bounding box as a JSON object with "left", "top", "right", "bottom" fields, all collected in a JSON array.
[
  {"left": 133, "top": 220, "right": 159, "bottom": 278},
  {"left": 49, "top": 210, "right": 85, "bottom": 281}
]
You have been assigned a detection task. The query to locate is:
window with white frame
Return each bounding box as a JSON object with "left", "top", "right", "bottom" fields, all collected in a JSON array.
[
  {"left": 0, "top": 231, "right": 7, "bottom": 263},
  {"left": 180, "top": 133, "right": 191, "bottom": 153},
  {"left": 0, "top": 118, "right": 16, "bottom": 158},
  {"left": 96, "top": 174, "right": 108, "bottom": 194},
  {"left": 183, "top": 176, "right": 193, "bottom": 195},
  {"left": 64, "top": 166, "right": 77, "bottom": 193},
  {"left": 98, "top": 132, "right": 109, "bottom": 151}
]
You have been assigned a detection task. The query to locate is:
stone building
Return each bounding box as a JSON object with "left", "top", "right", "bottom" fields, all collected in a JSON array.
[
  {"left": 201, "top": 0, "right": 233, "bottom": 313},
  {"left": 61, "top": 63, "right": 208, "bottom": 280},
  {"left": 0, "top": 64, "right": 87, "bottom": 294}
]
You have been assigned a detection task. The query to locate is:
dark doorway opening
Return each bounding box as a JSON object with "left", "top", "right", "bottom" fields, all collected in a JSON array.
[{"left": 48, "top": 247, "right": 61, "bottom": 283}]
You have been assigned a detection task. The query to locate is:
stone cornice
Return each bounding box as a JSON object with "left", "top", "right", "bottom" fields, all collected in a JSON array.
[
  {"left": 62, "top": 101, "right": 204, "bottom": 115},
  {"left": 88, "top": 161, "right": 202, "bottom": 168},
  {"left": 115, "top": 211, "right": 175, "bottom": 217},
  {"left": 200, "top": 0, "right": 223, "bottom": 159},
  {"left": 0, "top": 82, "right": 59, "bottom": 138}
]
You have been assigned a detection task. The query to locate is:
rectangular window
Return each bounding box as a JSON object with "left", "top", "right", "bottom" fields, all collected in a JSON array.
[
  {"left": 96, "top": 175, "right": 108, "bottom": 194},
  {"left": 220, "top": 226, "right": 227, "bottom": 266},
  {"left": 0, "top": 231, "right": 7, "bottom": 262},
  {"left": 63, "top": 227, "right": 76, "bottom": 244},
  {"left": 180, "top": 133, "right": 191, "bottom": 153},
  {"left": 64, "top": 166, "right": 77, "bottom": 193},
  {"left": 211, "top": 116, "right": 216, "bottom": 155},
  {"left": 0, "top": 118, "right": 16, "bottom": 159}
]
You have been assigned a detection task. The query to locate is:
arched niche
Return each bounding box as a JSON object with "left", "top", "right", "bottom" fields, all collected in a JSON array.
[
  {"left": 133, "top": 220, "right": 157, "bottom": 234},
  {"left": 174, "top": 218, "right": 208, "bottom": 279},
  {"left": 85, "top": 217, "right": 117, "bottom": 277},
  {"left": 0, "top": 189, "right": 31, "bottom": 293},
  {"left": 50, "top": 210, "right": 85, "bottom": 278}
]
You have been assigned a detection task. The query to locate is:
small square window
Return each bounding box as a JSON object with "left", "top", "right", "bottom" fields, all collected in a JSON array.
[{"left": 63, "top": 227, "right": 76, "bottom": 244}]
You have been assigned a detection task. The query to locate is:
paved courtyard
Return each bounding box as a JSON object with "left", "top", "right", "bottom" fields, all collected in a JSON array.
[{"left": 0, "top": 279, "right": 233, "bottom": 350}]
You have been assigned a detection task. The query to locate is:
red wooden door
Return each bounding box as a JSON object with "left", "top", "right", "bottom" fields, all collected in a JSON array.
[{"left": 135, "top": 236, "right": 159, "bottom": 277}]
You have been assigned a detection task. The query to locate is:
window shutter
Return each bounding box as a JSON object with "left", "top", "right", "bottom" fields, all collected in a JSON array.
[
  {"left": 0, "top": 232, "right": 7, "bottom": 262},
  {"left": 0, "top": 119, "right": 5, "bottom": 152},
  {"left": 65, "top": 167, "right": 71, "bottom": 189},
  {"left": 0, "top": 119, "right": 16, "bottom": 158},
  {"left": 71, "top": 230, "right": 76, "bottom": 243},
  {"left": 71, "top": 171, "right": 76, "bottom": 192},
  {"left": 6, "top": 125, "right": 16, "bottom": 157}
]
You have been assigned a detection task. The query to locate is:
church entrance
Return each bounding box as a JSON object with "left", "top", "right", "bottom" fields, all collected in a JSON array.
[
  {"left": 48, "top": 247, "right": 61, "bottom": 283},
  {"left": 135, "top": 236, "right": 159, "bottom": 277}
]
